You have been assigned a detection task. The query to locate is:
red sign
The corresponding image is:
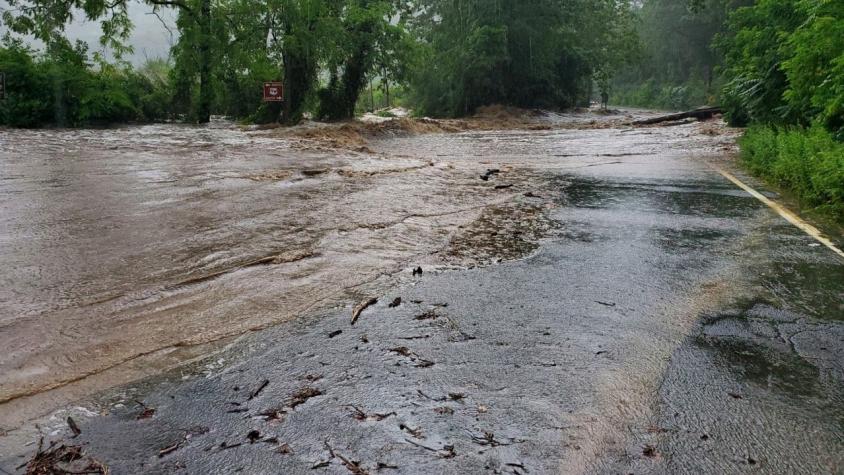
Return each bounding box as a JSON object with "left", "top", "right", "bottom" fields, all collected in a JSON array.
[{"left": 263, "top": 82, "right": 283, "bottom": 102}]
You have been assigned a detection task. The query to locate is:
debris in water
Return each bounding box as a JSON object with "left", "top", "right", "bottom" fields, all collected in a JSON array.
[
  {"left": 302, "top": 169, "right": 329, "bottom": 177},
  {"left": 66, "top": 417, "right": 81, "bottom": 437},
  {"left": 595, "top": 300, "right": 616, "bottom": 307},
  {"left": 417, "top": 390, "right": 446, "bottom": 402},
  {"left": 346, "top": 405, "right": 396, "bottom": 422},
  {"left": 247, "top": 430, "right": 262, "bottom": 444},
  {"left": 159, "top": 442, "right": 181, "bottom": 457},
  {"left": 390, "top": 347, "right": 412, "bottom": 357},
  {"left": 260, "top": 387, "right": 323, "bottom": 421},
  {"left": 480, "top": 169, "right": 500, "bottom": 181},
  {"left": 278, "top": 443, "right": 293, "bottom": 454},
  {"left": 249, "top": 379, "right": 270, "bottom": 400},
  {"left": 399, "top": 423, "right": 424, "bottom": 439},
  {"left": 494, "top": 184, "right": 514, "bottom": 190},
  {"left": 469, "top": 431, "right": 507, "bottom": 447},
  {"left": 389, "top": 347, "right": 434, "bottom": 367},
  {"left": 448, "top": 392, "right": 466, "bottom": 402},
  {"left": 325, "top": 441, "right": 370, "bottom": 475},
  {"left": 219, "top": 441, "right": 243, "bottom": 450},
  {"left": 136, "top": 401, "right": 156, "bottom": 420},
  {"left": 412, "top": 267, "right": 423, "bottom": 276},
  {"left": 404, "top": 438, "right": 456, "bottom": 458},
  {"left": 289, "top": 387, "right": 323, "bottom": 409},
  {"left": 21, "top": 440, "right": 108, "bottom": 475},
  {"left": 728, "top": 392, "right": 743, "bottom": 400},
  {"left": 351, "top": 298, "right": 378, "bottom": 325},
  {"left": 377, "top": 462, "right": 399, "bottom": 470},
  {"left": 388, "top": 297, "right": 402, "bottom": 308},
  {"left": 414, "top": 310, "right": 439, "bottom": 321},
  {"left": 328, "top": 330, "right": 343, "bottom": 339}
]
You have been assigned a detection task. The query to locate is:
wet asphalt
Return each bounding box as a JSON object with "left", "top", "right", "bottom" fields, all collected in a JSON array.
[{"left": 1, "top": 119, "right": 843, "bottom": 474}]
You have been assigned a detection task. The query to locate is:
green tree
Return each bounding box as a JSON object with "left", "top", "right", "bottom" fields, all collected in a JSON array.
[
  {"left": 409, "top": 0, "right": 636, "bottom": 117},
  {"left": 2, "top": 0, "right": 216, "bottom": 122}
]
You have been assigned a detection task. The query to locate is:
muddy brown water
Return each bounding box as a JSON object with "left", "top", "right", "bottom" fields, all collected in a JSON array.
[
  {"left": 1, "top": 112, "right": 843, "bottom": 474},
  {"left": 0, "top": 113, "right": 664, "bottom": 427}
]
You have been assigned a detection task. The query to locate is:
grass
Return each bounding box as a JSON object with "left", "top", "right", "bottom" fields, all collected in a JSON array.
[{"left": 740, "top": 124, "right": 844, "bottom": 224}]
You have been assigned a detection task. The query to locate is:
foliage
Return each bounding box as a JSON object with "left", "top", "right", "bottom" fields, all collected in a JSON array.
[
  {"left": 781, "top": 0, "right": 844, "bottom": 138},
  {"left": 741, "top": 125, "right": 844, "bottom": 221},
  {"left": 611, "top": 0, "right": 750, "bottom": 110},
  {"left": 409, "top": 0, "right": 638, "bottom": 117},
  {"left": 0, "top": 37, "right": 169, "bottom": 127},
  {"left": 717, "top": 0, "right": 803, "bottom": 126},
  {"left": 316, "top": 0, "right": 408, "bottom": 121}
]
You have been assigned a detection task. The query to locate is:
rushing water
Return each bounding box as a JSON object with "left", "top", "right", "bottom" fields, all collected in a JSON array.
[{"left": 0, "top": 112, "right": 731, "bottom": 425}]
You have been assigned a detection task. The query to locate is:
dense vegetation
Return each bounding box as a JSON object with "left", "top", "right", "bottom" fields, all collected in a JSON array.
[
  {"left": 0, "top": 0, "right": 638, "bottom": 125},
  {"left": 0, "top": 37, "right": 169, "bottom": 127},
  {"left": 409, "top": 0, "right": 635, "bottom": 117},
  {"left": 721, "top": 0, "right": 844, "bottom": 221}
]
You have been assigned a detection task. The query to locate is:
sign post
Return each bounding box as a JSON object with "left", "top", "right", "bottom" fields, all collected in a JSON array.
[
  {"left": 0, "top": 72, "right": 5, "bottom": 100},
  {"left": 262, "top": 82, "right": 283, "bottom": 102}
]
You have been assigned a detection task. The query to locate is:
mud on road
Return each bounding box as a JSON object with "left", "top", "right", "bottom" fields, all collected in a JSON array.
[{"left": 1, "top": 109, "right": 843, "bottom": 474}]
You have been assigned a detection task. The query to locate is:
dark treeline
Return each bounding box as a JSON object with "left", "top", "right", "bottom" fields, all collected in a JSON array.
[{"left": 0, "top": 0, "right": 637, "bottom": 126}]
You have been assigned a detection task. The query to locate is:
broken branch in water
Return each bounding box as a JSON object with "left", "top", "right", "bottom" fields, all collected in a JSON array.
[
  {"left": 351, "top": 297, "right": 378, "bottom": 325},
  {"left": 631, "top": 107, "right": 721, "bottom": 126},
  {"left": 248, "top": 379, "right": 270, "bottom": 400}
]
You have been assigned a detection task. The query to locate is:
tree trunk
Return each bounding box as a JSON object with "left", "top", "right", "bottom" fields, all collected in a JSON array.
[
  {"left": 369, "top": 78, "right": 375, "bottom": 112},
  {"left": 384, "top": 74, "right": 390, "bottom": 108},
  {"left": 632, "top": 107, "right": 722, "bottom": 126},
  {"left": 196, "top": 0, "right": 212, "bottom": 124}
]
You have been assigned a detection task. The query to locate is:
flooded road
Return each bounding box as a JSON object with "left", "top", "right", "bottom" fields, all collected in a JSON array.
[
  {"left": 0, "top": 119, "right": 547, "bottom": 417},
  {"left": 1, "top": 112, "right": 843, "bottom": 473}
]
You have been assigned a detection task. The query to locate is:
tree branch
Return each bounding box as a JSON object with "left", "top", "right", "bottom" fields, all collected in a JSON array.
[{"left": 148, "top": 0, "right": 192, "bottom": 15}]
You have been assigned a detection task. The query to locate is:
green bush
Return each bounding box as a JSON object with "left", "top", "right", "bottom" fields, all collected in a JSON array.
[
  {"left": 740, "top": 124, "right": 844, "bottom": 221},
  {"left": 612, "top": 76, "right": 714, "bottom": 111},
  {"left": 0, "top": 38, "right": 170, "bottom": 127}
]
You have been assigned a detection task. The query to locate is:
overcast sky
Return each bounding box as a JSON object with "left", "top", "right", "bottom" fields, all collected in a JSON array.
[{"left": 1, "top": 1, "right": 178, "bottom": 65}]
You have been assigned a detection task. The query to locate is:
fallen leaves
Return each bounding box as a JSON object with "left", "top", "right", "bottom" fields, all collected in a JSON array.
[{"left": 22, "top": 440, "right": 108, "bottom": 475}]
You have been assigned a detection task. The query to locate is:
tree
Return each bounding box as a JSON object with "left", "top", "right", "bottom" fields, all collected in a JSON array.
[
  {"left": 315, "top": 0, "right": 401, "bottom": 121},
  {"left": 409, "top": 0, "right": 637, "bottom": 117},
  {"left": 2, "top": 0, "right": 216, "bottom": 122}
]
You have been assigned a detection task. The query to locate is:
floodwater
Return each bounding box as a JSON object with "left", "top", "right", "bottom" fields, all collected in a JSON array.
[
  {"left": 0, "top": 119, "right": 551, "bottom": 418},
  {"left": 2, "top": 113, "right": 843, "bottom": 473},
  {"left": 2, "top": 113, "right": 654, "bottom": 425}
]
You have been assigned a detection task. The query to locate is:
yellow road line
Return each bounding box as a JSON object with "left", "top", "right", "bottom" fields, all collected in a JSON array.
[{"left": 712, "top": 166, "right": 844, "bottom": 260}]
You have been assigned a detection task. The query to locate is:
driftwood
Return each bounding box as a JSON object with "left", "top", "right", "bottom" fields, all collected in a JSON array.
[
  {"left": 351, "top": 297, "right": 378, "bottom": 325},
  {"left": 632, "top": 106, "right": 722, "bottom": 126}
]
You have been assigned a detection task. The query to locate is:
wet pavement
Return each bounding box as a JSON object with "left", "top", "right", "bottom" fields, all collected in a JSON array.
[{"left": 1, "top": 113, "right": 843, "bottom": 474}]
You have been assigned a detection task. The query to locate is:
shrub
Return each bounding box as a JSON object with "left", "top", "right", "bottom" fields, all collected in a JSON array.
[
  {"left": 0, "top": 38, "right": 170, "bottom": 127},
  {"left": 740, "top": 124, "right": 844, "bottom": 221}
]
